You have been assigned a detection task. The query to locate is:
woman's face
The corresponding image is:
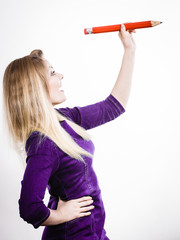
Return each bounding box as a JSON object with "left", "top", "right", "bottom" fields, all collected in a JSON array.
[{"left": 44, "top": 59, "right": 66, "bottom": 106}]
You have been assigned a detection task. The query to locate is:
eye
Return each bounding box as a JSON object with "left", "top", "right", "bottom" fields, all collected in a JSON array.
[{"left": 51, "top": 70, "right": 56, "bottom": 75}]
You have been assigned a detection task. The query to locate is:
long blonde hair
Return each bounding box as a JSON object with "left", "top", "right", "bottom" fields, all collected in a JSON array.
[{"left": 3, "top": 49, "right": 93, "bottom": 163}]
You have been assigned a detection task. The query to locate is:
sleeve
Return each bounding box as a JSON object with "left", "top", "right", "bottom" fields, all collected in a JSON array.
[
  {"left": 57, "top": 93, "right": 125, "bottom": 130},
  {"left": 18, "top": 135, "right": 60, "bottom": 229}
]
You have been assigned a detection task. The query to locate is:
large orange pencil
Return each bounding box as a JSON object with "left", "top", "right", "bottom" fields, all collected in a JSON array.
[{"left": 84, "top": 20, "right": 162, "bottom": 34}]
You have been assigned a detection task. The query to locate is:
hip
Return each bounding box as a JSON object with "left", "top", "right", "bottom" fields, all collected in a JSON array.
[{"left": 42, "top": 211, "right": 108, "bottom": 240}]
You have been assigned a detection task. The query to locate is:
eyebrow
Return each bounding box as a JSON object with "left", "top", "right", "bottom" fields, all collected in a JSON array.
[{"left": 47, "top": 66, "right": 54, "bottom": 75}]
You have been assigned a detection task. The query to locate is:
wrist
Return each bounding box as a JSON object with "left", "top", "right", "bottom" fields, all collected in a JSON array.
[
  {"left": 53, "top": 209, "right": 65, "bottom": 224},
  {"left": 123, "top": 47, "right": 136, "bottom": 56},
  {"left": 124, "top": 47, "right": 136, "bottom": 53},
  {"left": 42, "top": 209, "right": 65, "bottom": 226}
]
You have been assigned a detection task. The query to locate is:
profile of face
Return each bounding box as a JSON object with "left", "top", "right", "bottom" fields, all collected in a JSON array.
[{"left": 44, "top": 59, "right": 66, "bottom": 106}]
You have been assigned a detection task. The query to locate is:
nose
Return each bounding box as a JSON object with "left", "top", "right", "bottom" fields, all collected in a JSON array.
[
  {"left": 60, "top": 74, "right": 64, "bottom": 79},
  {"left": 57, "top": 73, "right": 64, "bottom": 80}
]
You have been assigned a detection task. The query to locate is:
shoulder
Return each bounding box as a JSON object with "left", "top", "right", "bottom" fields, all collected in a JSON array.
[
  {"left": 55, "top": 107, "right": 73, "bottom": 120},
  {"left": 25, "top": 131, "right": 59, "bottom": 158},
  {"left": 25, "top": 132, "right": 61, "bottom": 174},
  {"left": 55, "top": 106, "right": 81, "bottom": 125}
]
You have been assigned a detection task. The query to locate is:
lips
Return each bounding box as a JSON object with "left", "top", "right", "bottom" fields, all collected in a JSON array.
[
  {"left": 59, "top": 80, "right": 64, "bottom": 91},
  {"left": 59, "top": 87, "right": 64, "bottom": 92}
]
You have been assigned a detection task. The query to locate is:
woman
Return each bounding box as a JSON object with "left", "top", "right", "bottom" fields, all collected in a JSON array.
[{"left": 3, "top": 24, "right": 135, "bottom": 239}]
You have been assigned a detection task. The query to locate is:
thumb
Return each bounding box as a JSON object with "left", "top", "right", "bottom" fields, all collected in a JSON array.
[
  {"left": 57, "top": 197, "right": 64, "bottom": 208},
  {"left": 58, "top": 197, "right": 63, "bottom": 202},
  {"left": 121, "top": 23, "right": 126, "bottom": 31},
  {"left": 58, "top": 197, "right": 66, "bottom": 203}
]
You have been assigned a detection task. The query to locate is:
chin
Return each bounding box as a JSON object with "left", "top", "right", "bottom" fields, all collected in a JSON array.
[
  {"left": 53, "top": 97, "right": 66, "bottom": 106},
  {"left": 61, "top": 95, "right": 66, "bottom": 103}
]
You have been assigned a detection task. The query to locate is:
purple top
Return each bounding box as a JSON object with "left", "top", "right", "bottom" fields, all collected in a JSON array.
[{"left": 18, "top": 94, "right": 125, "bottom": 240}]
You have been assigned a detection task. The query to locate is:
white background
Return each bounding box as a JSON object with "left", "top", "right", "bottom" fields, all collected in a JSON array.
[{"left": 0, "top": 0, "right": 180, "bottom": 239}]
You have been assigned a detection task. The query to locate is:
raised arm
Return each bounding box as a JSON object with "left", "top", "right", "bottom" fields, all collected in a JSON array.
[
  {"left": 111, "top": 24, "right": 136, "bottom": 109},
  {"left": 56, "top": 25, "right": 134, "bottom": 129},
  {"left": 57, "top": 94, "right": 125, "bottom": 130}
]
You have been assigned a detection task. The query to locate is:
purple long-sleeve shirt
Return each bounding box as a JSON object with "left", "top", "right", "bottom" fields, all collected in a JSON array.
[{"left": 18, "top": 94, "right": 125, "bottom": 240}]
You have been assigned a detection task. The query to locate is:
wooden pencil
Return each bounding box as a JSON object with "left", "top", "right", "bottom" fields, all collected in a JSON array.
[{"left": 84, "top": 20, "right": 162, "bottom": 34}]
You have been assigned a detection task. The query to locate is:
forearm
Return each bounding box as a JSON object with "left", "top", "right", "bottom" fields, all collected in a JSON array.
[
  {"left": 41, "top": 209, "right": 65, "bottom": 226},
  {"left": 111, "top": 48, "right": 135, "bottom": 109}
]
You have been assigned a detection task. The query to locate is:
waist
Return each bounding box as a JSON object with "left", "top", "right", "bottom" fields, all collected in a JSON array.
[{"left": 48, "top": 190, "right": 104, "bottom": 210}]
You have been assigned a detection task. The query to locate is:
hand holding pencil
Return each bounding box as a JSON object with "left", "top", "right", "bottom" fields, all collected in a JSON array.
[{"left": 119, "top": 24, "right": 136, "bottom": 50}]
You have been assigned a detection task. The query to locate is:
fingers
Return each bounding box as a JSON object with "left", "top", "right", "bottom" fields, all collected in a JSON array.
[
  {"left": 121, "top": 23, "right": 125, "bottom": 29},
  {"left": 76, "top": 196, "right": 92, "bottom": 203},
  {"left": 119, "top": 24, "right": 127, "bottom": 39},
  {"left": 120, "top": 23, "right": 126, "bottom": 32},
  {"left": 79, "top": 211, "right": 92, "bottom": 217},
  {"left": 79, "top": 199, "right": 94, "bottom": 207},
  {"left": 77, "top": 196, "right": 94, "bottom": 209},
  {"left": 79, "top": 205, "right": 95, "bottom": 217},
  {"left": 129, "top": 29, "right": 136, "bottom": 34},
  {"left": 57, "top": 196, "right": 95, "bottom": 222},
  {"left": 81, "top": 205, "right": 95, "bottom": 211},
  {"left": 75, "top": 196, "right": 95, "bottom": 212},
  {"left": 59, "top": 196, "right": 93, "bottom": 205},
  {"left": 120, "top": 23, "right": 136, "bottom": 34}
]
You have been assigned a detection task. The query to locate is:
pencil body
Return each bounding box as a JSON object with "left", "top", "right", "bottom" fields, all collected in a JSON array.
[{"left": 84, "top": 21, "right": 162, "bottom": 34}]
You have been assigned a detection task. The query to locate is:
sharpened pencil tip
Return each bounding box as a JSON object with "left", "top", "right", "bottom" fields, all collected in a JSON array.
[{"left": 160, "top": 22, "right": 163, "bottom": 24}]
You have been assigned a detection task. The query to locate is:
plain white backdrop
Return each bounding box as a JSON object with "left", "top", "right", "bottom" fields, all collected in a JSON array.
[{"left": 0, "top": 0, "right": 180, "bottom": 239}]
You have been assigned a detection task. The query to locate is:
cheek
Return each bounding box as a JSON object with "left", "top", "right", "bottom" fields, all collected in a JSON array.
[
  {"left": 49, "top": 85, "right": 59, "bottom": 98},
  {"left": 48, "top": 81, "right": 62, "bottom": 100},
  {"left": 48, "top": 79, "right": 59, "bottom": 92},
  {"left": 47, "top": 78, "right": 65, "bottom": 104}
]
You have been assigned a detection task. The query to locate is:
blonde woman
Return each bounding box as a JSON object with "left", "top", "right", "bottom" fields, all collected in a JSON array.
[{"left": 3, "top": 24, "right": 135, "bottom": 239}]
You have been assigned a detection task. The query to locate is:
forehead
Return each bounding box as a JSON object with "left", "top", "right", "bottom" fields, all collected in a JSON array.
[{"left": 44, "top": 59, "right": 53, "bottom": 70}]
